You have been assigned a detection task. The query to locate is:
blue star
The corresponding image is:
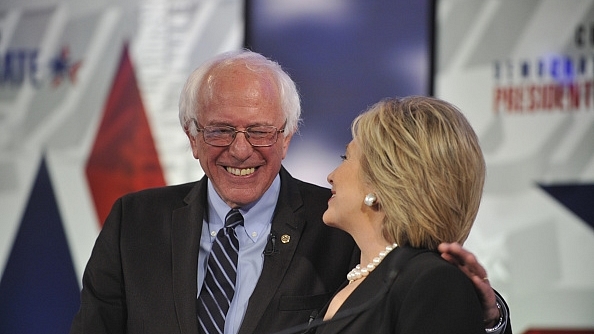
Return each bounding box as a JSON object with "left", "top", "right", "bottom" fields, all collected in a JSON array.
[{"left": 50, "top": 46, "right": 82, "bottom": 87}]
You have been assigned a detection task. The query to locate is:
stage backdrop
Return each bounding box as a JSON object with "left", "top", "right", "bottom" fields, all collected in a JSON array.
[
  {"left": 1, "top": 0, "right": 592, "bottom": 333},
  {"left": 245, "top": 0, "right": 433, "bottom": 187},
  {"left": 0, "top": 0, "right": 242, "bottom": 332},
  {"left": 435, "top": 0, "right": 594, "bottom": 332}
]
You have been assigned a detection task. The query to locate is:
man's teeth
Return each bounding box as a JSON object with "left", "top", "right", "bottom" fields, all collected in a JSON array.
[{"left": 227, "top": 167, "right": 255, "bottom": 176}]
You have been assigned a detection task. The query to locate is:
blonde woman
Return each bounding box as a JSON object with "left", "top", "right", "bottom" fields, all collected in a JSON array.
[{"left": 314, "top": 96, "right": 508, "bottom": 333}]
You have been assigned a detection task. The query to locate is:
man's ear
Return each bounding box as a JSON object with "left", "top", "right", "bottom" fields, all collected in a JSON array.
[
  {"left": 280, "top": 133, "right": 293, "bottom": 159},
  {"left": 186, "top": 130, "right": 200, "bottom": 159}
]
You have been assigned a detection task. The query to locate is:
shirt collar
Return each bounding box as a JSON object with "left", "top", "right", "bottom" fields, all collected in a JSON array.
[{"left": 206, "top": 174, "right": 281, "bottom": 242}]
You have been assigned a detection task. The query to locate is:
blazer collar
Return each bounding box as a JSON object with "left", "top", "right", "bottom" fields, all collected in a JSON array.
[
  {"left": 171, "top": 177, "right": 208, "bottom": 333},
  {"left": 238, "top": 166, "right": 306, "bottom": 334}
]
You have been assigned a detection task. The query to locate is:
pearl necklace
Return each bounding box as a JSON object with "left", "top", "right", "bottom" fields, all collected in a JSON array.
[{"left": 347, "top": 243, "right": 398, "bottom": 283}]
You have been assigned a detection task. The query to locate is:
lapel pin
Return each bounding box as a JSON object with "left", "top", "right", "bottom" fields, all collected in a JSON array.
[{"left": 280, "top": 234, "right": 290, "bottom": 244}]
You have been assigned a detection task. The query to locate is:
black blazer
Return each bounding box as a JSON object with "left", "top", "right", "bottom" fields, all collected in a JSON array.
[
  {"left": 311, "top": 247, "right": 486, "bottom": 334},
  {"left": 70, "top": 167, "right": 358, "bottom": 334}
]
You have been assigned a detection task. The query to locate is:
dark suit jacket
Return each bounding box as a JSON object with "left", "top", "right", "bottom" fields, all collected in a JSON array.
[
  {"left": 311, "top": 247, "right": 487, "bottom": 334},
  {"left": 70, "top": 167, "right": 358, "bottom": 334}
]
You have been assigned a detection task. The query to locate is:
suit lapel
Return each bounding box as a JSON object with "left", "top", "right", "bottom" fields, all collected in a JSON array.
[
  {"left": 171, "top": 178, "right": 208, "bottom": 333},
  {"left": 238, "top": 168, "right": 306, "bottom": 334}
]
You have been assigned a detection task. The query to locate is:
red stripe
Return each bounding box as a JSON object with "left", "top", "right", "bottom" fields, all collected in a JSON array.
[{"left": 85, "top": 44, "right": 166, "bottom": 226}]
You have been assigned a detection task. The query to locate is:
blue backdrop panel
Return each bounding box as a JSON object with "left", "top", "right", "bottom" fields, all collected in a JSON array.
[{"left": 0, "top": 157, "right": 80, "bottom": 334}]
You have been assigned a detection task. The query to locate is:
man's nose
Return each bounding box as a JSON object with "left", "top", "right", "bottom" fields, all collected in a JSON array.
[{"left": 228, "top": 131, "right": 254, "bottom": 159}]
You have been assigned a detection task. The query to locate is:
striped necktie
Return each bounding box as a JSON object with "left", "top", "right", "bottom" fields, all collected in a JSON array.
[{"left": 197, "top": 209, "right": 244, "bottom": 334}]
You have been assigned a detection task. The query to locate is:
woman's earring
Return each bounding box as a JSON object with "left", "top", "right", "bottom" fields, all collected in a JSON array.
[{"left": 364, "top": 193, "right": 377, "bottom": 207}]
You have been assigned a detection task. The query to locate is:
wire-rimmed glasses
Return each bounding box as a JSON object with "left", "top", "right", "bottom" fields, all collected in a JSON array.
[{"left": 193, "top": 120, "right": 286, "bottom": 147}]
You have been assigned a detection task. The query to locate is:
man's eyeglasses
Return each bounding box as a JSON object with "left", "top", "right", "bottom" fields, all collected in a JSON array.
[{"left": 193, "top": 120, "right": 286, "bottom": 147}]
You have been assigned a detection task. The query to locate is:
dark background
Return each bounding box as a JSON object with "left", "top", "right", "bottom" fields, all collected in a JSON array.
[{"left": 244, "top": 0, "right": 434, "bottom": 185}]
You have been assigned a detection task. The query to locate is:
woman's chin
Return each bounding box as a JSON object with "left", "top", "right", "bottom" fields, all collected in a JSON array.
[
  {"left": 322, "top": 212, "right": 333, "bottom": 226},
  {"left": 322, "top": 213, "right": 339, "bottom": 228}
]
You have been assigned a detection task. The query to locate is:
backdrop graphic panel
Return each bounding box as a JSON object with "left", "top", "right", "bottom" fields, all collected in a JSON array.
[
  {"left": 0, "top": 0, "right": 243, "bottom": 331},
  {"left": 246, "top": 0, "right": 433, "bottom": 186},
  {"left": 85, "top": 45, "right": 166, "bottom": 226},
  {"left": 0, "top": 157, "right": 80, "bottom": 334},
  {"left": 435, "top": 0, "right": 594, "bottom": 332}
]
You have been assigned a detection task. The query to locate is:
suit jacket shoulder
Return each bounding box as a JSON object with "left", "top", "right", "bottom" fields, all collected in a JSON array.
[{"left": 71, "top": 179, "right": 208, "bottom": 334}]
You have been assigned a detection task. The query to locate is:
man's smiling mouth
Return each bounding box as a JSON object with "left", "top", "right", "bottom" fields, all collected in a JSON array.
[{"left": 226, "top": 167, "right": 256, "bottom": 176}]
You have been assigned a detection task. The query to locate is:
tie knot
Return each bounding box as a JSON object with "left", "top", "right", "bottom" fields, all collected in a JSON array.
[{"left": 225, "top": 209, "right": 244, "bottom": 229}]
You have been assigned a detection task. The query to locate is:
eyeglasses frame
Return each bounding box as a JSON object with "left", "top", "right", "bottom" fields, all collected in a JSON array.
[{"left": 192, "top": 119, "right": 287, "bottom": 147}]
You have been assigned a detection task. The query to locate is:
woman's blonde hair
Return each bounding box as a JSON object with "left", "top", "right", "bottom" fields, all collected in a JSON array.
[{"left": 352, "top": 96, "right": 485, "bottom": 250}]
